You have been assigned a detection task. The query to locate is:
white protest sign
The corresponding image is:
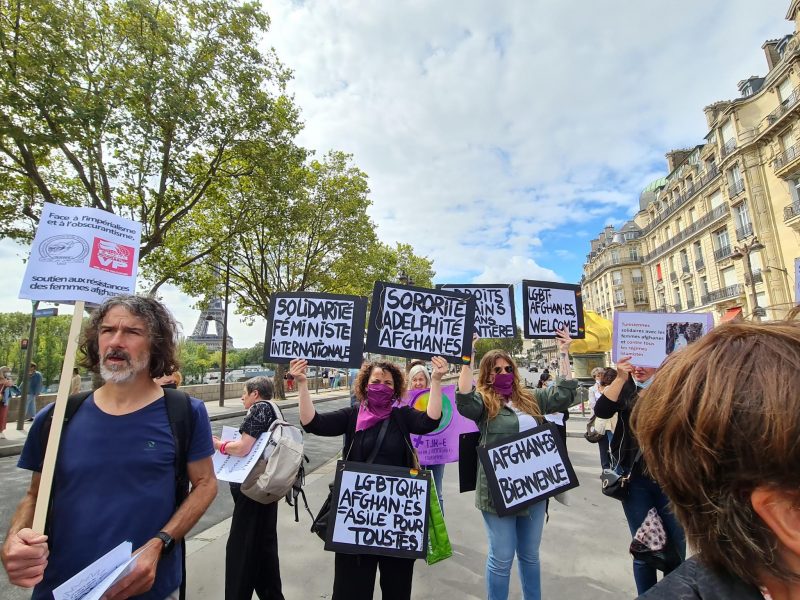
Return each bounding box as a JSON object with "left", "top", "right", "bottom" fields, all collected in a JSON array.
[
  {"left": 365, "top": 281, "right": 475, "bottom": 364},
  {"left": 795, "top": 257, "right": 800, "bottom": 304},
  {"left": 263, "top": 292, "right": 367, "bottom": 368},
  {"left": 326, "top": 461, "right": 429, "bottom": 559},
  {"left": 613, "top": 311, "right": 714, "bottom": 368},
  {"left": 521, "top": 280, "right": 585, "bottom": 339},
  {"left": 53, "top": 540, "right": 138, "bottom": 600},
  {"left": 477, "top": 424, "right": 579, "bottom": 517},
  {"left": 212, "top": 426, "right": 270, "bottom": 484},
  {"left": 19, "top": 202, "right": 141, "bottom": 304},
  {"left": 438, "top": 284, "right": 517, "bottom": 339}
]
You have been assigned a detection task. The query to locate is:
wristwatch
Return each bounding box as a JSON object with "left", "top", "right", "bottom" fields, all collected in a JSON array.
[{"left": 155, "top": 531, "right": 175, "bottom": 556}]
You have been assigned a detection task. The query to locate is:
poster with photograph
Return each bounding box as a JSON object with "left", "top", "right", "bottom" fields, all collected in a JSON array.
[
  {"left": 365, "top": 282, "right": 474, "bottom": 364},
  {"left": 612, "top": 311, "right": 714, "bottom": 368},
  {"left": 438, "top": 284, "right": 517, "bottom": 339},
  {"left": 325, "top": 461, "right": 430, "bottom": 559},
  {"left": 263, "top": 292, "right": 367, "bottom": 368},
  {"left": 521, "top": 280, "right": 585, "bottom": 339}
]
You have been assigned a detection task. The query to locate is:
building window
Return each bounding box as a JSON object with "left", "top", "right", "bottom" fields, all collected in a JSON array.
[
  {"left": 688, "top": 207, "right": 696, "bottom": 223},
  {"left": 685, "top": 281, "right": 695, "bottom": 307},
  {"left": 612, "top": 270, "right": 623, "bottom": 286},
  {"left": 680, "top": 249, "right": 690, "bottom": 271},
  {"left": 614, "top": 289, "right": 625, "bottom": 305},
  {"left": 714, "top": 228, "right": 730, "bottom": 251},
  {"left": 634, "top": 287, "right": 646, "bottom": 303},
  {"left": 656, "top": 264, "right": 663, "bottom": 281},
  {"left": 700, "top": 276, "right": 709, "bottom": 298},
  {"left": 629, "top": 246, "right": 639, "bottom": 260},
  {"left": 674, "top": 288, "right": 682, "bottom": 309},
  {"left": 778, "top": 76, "right": 794, "bottom": 103},
  {"left": 789, "top": 178, "right": 800, "bottom": 203}
]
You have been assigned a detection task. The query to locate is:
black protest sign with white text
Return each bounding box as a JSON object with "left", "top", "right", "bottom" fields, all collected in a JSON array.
[
  {"left": 325, "top": 461, "right": 429, "bottom": 559},
  {"left": 438, "top": 284, "right": 516, "bottom": 339},
  {"left": 365, "top": 282, "right": 474, "bottom": 364},
  {"left": 263, "top": 292, "right": 367, "bottom": 368},
  {"left": 521, "top": 280, "right": 585, "bottom": 339},
  {"left": 478, "top": 423, "right": 579, "bottom": 517}
]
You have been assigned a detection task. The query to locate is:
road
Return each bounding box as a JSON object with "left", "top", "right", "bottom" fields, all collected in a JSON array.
[{"left": 0, "top": 396, "right": 352, "bottom": 600}]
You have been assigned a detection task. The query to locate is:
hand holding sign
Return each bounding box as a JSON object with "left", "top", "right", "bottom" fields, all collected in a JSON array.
[
  {"left": 614, "top": 356, "right": 633, "bottom": 381},
  {"left": 288, "top": 358, "right": 308, "bottom": 384},
  {"left": 430, "top": 356, "right": 448, "bottom": 382},
  {"left": 554, "top": 328, "right": 573, "bottom": 352}
]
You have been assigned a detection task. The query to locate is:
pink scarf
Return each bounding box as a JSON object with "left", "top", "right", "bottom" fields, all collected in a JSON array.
[{"left": 355, "top": 384, "right": 396, "bottom": 432}]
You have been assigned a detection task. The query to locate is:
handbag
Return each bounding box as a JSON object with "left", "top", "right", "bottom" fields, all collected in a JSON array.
[
  {"left": 629, "top": 507, "right": 682, "bottom": 572},
  {"left": 458, "top": 431, "right": 481, "bottom": 492},
  {"left": 425, "top": 476, "right": 452, "bottom": 565},
  {"left": 600, "top": 468, "right": 631, "bottom": 501},
  {"left": 584, "top": 416, "right": 605, "bottom": 444}
]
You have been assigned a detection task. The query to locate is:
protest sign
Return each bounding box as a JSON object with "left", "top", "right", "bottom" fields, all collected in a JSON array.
[
  {"left": 477, "top": 423, "right": 579, "bottom": 517},
  {"left": 522, "top": 280, "right": 585, "bottom": 339},
  {"left": 365, "top": 282, "right": 474, "bottom": 364},
  {"left": 212, "top": 426, "right": 270, "bottom": 484},
  {"left": 438, "top": 284, "right": 517, "bottom": 339},
  {"left": 795, "top": 257, "right": 800, "bottom": 304},
  {"left": 326, "top": 461, "right": 430, "bottom": 559},
  {"left": 401, "top": 385, "right": 478, "bottom": 464},
  {"left": 263, "top": 292, "right": 367, "bottom": 368},
  {"left": 612, "top": 311, "right": 714, "bottom": 368},
  {"left": 19, "top": 202, "right": 141, "bottom": 305}
]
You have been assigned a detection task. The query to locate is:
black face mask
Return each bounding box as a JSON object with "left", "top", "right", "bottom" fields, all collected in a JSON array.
[{"left": 161, "top": 383, "right": 178, "bottom": 390}]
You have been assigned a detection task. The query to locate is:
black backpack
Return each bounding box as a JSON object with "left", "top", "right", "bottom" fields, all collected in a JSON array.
[{"left": 40, "top": 388, "right": 194, "bottom": 599}]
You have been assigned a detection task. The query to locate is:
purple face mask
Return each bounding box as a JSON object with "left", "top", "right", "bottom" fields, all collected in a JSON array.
[
  {"left": 356, "top": 383, "right": 396, "bottom": 432},
  {"left": 493, "top": 372, "right": 514, "bottom": 397}
]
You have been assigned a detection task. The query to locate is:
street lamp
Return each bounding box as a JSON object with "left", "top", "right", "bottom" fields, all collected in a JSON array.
[
  {"left": 731, "top": 237, "right": 766, "bottom": 321},
  {"left": 397, "top": 270, "right": 414, "bottom": 286}
]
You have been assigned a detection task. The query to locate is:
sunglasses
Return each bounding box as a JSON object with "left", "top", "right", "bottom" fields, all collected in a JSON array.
[{"left": 493, "top": 366, "right": 514, "bottom": 374}]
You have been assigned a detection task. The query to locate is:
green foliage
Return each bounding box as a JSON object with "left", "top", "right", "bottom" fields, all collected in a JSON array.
[
  {"left": 474, "top": 326, "right": 524, "bottom": 364},
  {"left": 0, "top": 312, "right": 30, "bottom": 373}
]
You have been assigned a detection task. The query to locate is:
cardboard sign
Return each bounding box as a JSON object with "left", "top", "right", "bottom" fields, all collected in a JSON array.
[
  {"left": 795, "top": 257, "right": 800, "bottom": 304},
  {"left": 613, "top": 311, "right": 714, "bottom": 368},
  {"left": 326, "top": 461, "right": 430, "bottom": 559},
  {"left": 401, "top": 385, "right": 479, "bottom": 465},
  {"left": 263, "top": 292, "right": 367, "bottom": 368},
  {"left": 522, "top": 280, "right": 585, "bottom": 339},
  {"left": 438, "top": 284, "right": 517, "bottom": 339},
  {"left": 364, "top": 282, "right": 474, "bottom": 364},
  {"left": 477, "top": 423, "right": 579, "bottom": 517},
  {"left": 19, "top": 202, "right": 141, "bottom": 304}
]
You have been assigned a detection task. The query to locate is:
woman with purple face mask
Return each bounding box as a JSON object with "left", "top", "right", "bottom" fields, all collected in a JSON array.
[
  {"left": 292, "top": 356, "right": 445, "bottom": 600},
  {"left": 456, "top": 329, "right": 579, "bottom": 600}
]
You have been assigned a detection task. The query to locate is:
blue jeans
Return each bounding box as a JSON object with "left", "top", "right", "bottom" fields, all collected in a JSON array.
[
  {"left": 622, "top": 473, "right": 686, "bottom": 594},
  {"left": 424, "top": 463, "right": 445, "bottom": 515},
  {"left": 25, "top": 395, "right": 36, "bottom": 419},
  {"left": 481, "top": 501, "right": 546, "bottom": 600}
]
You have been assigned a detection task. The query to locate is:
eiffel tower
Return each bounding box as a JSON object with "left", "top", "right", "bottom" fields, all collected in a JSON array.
[{"left": 187, "top": 297, "right": 234, "bottom": 350}]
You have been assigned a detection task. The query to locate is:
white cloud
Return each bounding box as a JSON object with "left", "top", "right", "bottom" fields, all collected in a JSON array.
[{"left": 473, "top": 256, "right": 560, "bottom": 285}]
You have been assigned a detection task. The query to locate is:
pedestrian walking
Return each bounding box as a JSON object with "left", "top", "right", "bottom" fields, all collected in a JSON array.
[
  {"left": 25, "top": 362, "right": 42, "bottom": 421},
  {"left": 456, "top": 329, "right": 579, "bottom": 600},
  {"left": 212, "top": 377, "right": 284, "bottom": 600}
]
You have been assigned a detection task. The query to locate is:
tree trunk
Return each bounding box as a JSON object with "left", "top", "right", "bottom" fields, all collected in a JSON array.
[{"left": 273, "top": 363, "right": 285, "bottom": 400}]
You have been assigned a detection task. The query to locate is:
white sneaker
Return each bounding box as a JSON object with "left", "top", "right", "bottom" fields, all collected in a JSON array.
[{"left": 0, "top": 432, "right": 6, "bottom": 439}]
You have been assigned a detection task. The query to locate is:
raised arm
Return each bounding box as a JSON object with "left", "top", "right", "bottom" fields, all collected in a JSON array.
[
  {"left": 599, "top": 356, "right": 632, "bottom": 403},
  {"left": 290, "top": 359, "right": 314, "bottom": 425},
  {"left": 555, "top": 327, "right": 573, "bottom": 380},
  {"left": 458, "top": 334, "right": 478, "bottom": 394},
  {"left": 427, "top": 356, "right": 447, "bottom": 420}
]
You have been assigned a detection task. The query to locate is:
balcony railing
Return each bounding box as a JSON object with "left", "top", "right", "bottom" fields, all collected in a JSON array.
[
  {"left": 614, "top": 298, "right": 627, "bottom": 307},
  {"left": 729, "top": 178, "right": 745, "bottom": 197},
  {"left": 631, "top": 275, "right": 644, "bottom": 284},
  {"left": 773, "top": 142, "right": 800, "bottom": 172},
  {"left": 585, "top": 255, "right": 641, "bottom": 281},
  {"left": 681, "top": 264, "right": 691, "bottom": 274},
  {"left": 785, "top": 200, "right": 800, "bottom": 221},
  {"left": 642, "top": 203, "right": 730, "bottom": 262},
  {"left": 701, "top": 284, "right": 743, "bottom": 305},
  {"left": 761, "top": 84, "right": 800, "bottom": 134},
  {"left": 720, "top": 138, "right": 737, "bottom": 159},
  {"left": 686, "top": 299, "right": 696, "bottom": 309},
  {"left": 673, "top": 302, "right": 683, "bottom": 312},
  {"left": 640, "top": 165, "right": 722, "bottom": 236},
  {"left": 695, "top": 258, "right": 705, "bottom": 270},
  {"left": 669, "top": 271, "right": 678, "bottom": 283},
  {"left": 634, "top": 296, "right": 648, "bottom": 304},
  {"left": 714, "top": 245, "right": 733, "bottom": 261},
  {"left": 735, "top": 222, "right": 754, "bottom": 240}
]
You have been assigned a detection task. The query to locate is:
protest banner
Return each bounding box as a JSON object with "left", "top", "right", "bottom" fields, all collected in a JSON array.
[
  {"left": 326, "top": 461, "right": 430, "bottom": 559},
  {"left": 477, "top": 423, "right": 579, "bottom": 517},
  {"left": 212, "top": 426, "right": 270, "bottom": 484},
  {"left": 401, "top": 385, "right": 478, "bottom": 464},
  {"left": 364, "top": 282, "right": 474, "bottom": 364},
  {"left": 438, "top": 284, "right": 517, "bottom": 339},
  {"left": 612, "top": 311, "right": 714, "bottom": 368},
  {"left": 522, "top": 280, "right": 585, "bottom": 339},
  {"left": 795, "top": 257, "right": 800, "bottom": 304},
  {"left": 19, "top": 202, "right": 141, "bottom": 305},
  {"left": 263, "top": 292, "right": 367, "bottom": 368},
  {"left": 20, "top": 203, "right": 143, "bottom": 533}
]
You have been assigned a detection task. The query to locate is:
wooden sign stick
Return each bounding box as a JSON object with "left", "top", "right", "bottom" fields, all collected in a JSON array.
[{"left": 32, "top": 301, "right": 85, "bottom": 533}]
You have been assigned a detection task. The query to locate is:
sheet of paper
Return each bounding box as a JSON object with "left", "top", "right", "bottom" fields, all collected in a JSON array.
[
  {"left": 53, "top": 540, "right": 132, "bottom": 600},
  {"left": 82, "top": 550, "right": 140, "bottom": 600},
  {"left": 212, "top": 425, "right": 270, "bottom": 483}
]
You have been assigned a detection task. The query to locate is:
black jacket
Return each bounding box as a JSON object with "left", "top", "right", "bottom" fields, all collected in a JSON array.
[
  {"left": 594, "top": 378, "right": 642, "bottom": 474},
  {"left": 638, "top": 557, "right": 763, "bottom": 600}
]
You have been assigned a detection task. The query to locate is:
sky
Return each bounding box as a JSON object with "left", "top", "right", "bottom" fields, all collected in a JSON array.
[{"left": 0, "top": 0, "right": 792, "bottom": 347}]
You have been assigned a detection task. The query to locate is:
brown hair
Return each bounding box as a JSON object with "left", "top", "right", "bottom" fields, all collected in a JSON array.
[
  {"left": 477, "top": 349, "right": 541, "bottom": 420},
  {"left": 600, "top": 367, "right": 617, "bottom": 387},
  {"left": 354, "top": 361, "right": 407, "bottom": 405},
  {"left": 79, "top": 295, "right": 180, "bottom": 379},
  {"left": 631, "top": 317, "right": 800, "bottom": 585}
]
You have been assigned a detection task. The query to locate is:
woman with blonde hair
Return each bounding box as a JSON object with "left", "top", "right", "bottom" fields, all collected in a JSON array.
[
  {"left": 456, "top": 329, "right": 579, "bottom": 600},
  {"left": 632, "top": 315, "right": 800, "bottom": 600}
]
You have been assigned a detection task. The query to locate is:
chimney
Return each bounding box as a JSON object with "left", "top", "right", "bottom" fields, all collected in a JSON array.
[
  {"left": 763, "top": 39, "right": 781, "bottom": 71},
  {"left": 666, "top": 149, "right": 693, "bottom": 172}
]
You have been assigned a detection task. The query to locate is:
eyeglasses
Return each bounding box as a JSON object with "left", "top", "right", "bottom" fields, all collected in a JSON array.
[{"left": 493, "top": 366, "right": 513, "bottom": 374}]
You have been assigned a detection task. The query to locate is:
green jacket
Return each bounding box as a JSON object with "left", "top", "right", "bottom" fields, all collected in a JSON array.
[{"left": 456, "top": 378, "right": 579, "bottom": 515}]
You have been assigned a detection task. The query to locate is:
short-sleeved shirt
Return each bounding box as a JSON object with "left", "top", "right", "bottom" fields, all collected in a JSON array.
[
  {"left": 239, "top": 401, "right": 277, "bottom": 438},
  {"left": 18, "top": 395, "right": 214, "bottom": 599}
]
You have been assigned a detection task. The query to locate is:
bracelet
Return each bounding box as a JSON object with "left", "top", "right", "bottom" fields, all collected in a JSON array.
[{"left": 220, "top": 441, "right": 229, "bottom": 455}]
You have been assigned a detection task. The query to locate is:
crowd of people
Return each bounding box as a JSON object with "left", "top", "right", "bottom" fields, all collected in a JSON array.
[{"left": 0, "top": 293, "right": 798, "bottom": 600}]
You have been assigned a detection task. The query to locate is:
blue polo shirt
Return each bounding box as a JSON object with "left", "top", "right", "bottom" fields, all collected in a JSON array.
[{"left": 18, "top": 395, "right": 214, "bottom": 599}]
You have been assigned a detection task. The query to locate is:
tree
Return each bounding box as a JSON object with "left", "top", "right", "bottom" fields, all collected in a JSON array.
[
  {"left": 0, "top": 0, "right": 301, "bottom": 281},
  {"left": 474, "top": 327, "right": 524, "bottom": 364},
  {"left": 34, "top": 315, "right": 73, "bottom": 386},
  {"left": 0, "top": 312, "right": 30, "bottom": 373}
]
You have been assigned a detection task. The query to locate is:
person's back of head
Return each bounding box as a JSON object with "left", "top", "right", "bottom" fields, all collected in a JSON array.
[{"left": 631, "top": 313, "right": 800, "bottom": 590}]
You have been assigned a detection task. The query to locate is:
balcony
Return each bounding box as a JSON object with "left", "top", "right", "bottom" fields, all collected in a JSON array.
[
  {"left": 729, "top": 178, "right": 745, "bottom": 198},
  {"left": 673, "top": 303, "right": 683, "bottom": 312},
  {"left": 701, "top": 284, "right": 743, "bottom": 305},
  {"left": 720, "top": 138, "right": 737, "bottom": 159},
  {"left": 735, "top": 222, "right": 753, "bottom": 241},
  {"left": 585, "top": 255, "right": 642, "bottom": 282},
  {"left": 686, "top": 299, "right": 696, "bottom": 309},
  {"left": 695, "top": 258, "right": 705, "bottom": 270},
  {"left": 669, "top": 271, "right": 678, "bottom": 283},
  {"left": 634, "top": 296, "right": 649, "bottom": 305},
  {"left": 785, "top": 200, "right": 800, "bottom": 222},
  {"left": 773, "top": 142, "right": 800, "bottom": 176},
  {"left": 631, "top": 275, "right": 644, "bottom": 284},
  {"left": 642, "top": 203, "right": 730, "bottom": 263},
  {"left": 640, "top": 165, "right": 722, "bottom": 236},
  {"left": 681, "top": 264, "right": 691, "bottom": 274},
  {"left": 614, "top": 298, "right": 627, "bottom": 307},
  {"left": 714, "top": 245, "right": 733, "bottom": 261},
  {"left": 759, "top": 84, "right": 800, "bottom": 137}
]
